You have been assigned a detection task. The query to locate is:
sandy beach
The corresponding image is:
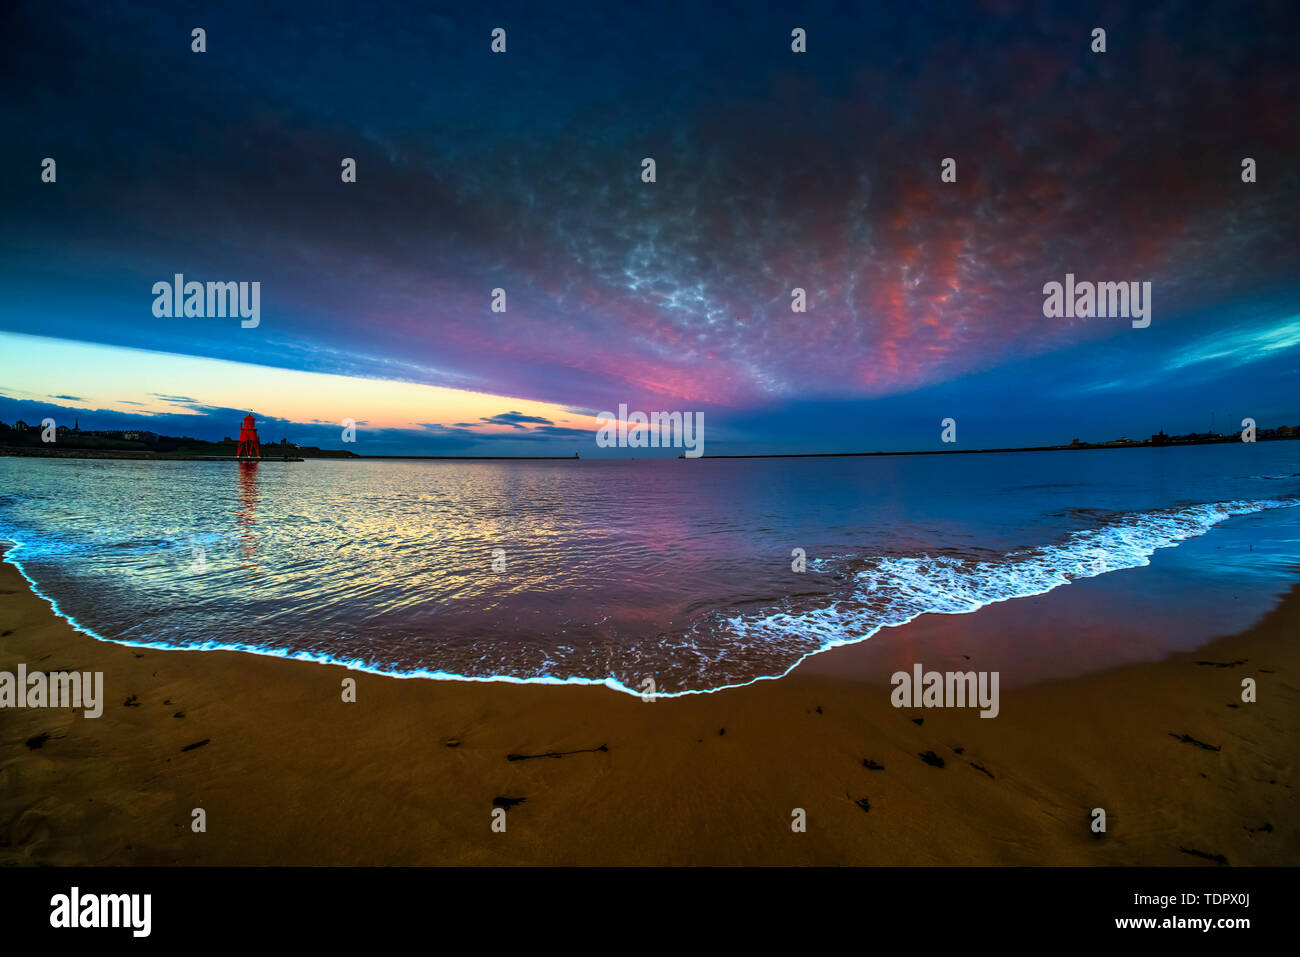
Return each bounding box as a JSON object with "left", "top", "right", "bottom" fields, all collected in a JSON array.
[{"left": 0, "top": 551, "right": 1294, "bottom": 866}]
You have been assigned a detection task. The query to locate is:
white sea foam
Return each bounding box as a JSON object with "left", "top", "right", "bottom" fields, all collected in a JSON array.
[{"left": 724, "top": 499, "right": 1296, "bottom": 652}]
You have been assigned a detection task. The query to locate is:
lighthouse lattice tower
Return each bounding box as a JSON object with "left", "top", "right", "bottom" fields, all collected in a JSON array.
[{"left": 235, "top": 413, "right": 261, "bottom": 461}]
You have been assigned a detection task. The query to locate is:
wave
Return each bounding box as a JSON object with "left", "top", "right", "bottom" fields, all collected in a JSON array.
[{"left": 720, "top": 498, "right": 1298, "bottom": 669}]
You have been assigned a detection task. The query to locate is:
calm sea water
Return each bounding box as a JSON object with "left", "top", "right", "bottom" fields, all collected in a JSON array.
[{"left": 2, "top": 443, "right": 1299, "bottom": 695}]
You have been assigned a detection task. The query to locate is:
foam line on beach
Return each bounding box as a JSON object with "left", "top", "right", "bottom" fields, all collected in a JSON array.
[{"left": 721, "top": 499, "right": 1300, "bottom": 667}]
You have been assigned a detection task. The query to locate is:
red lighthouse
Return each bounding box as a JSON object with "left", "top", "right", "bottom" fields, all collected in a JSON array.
[{"left": 235, "top": 413, "right": 261, "bottom": 461}]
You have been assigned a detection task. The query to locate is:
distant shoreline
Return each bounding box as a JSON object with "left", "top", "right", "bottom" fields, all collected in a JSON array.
[
  {"left": 355, "top": 454, "right": 582, "bottom": 460},
  {"left": 692, "top": 432, "right": 1300, "bottom": 459},
  {"left": 2, "top": 431, "right": 1297, "bottom": 462},
  {"left": 0, "top": 448, "right": 307, "bottom": 462}
]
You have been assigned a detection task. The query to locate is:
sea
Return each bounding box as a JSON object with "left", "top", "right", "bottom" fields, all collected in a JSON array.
[{"left": 2, "top": 442, "right": 1298, "bottom": 696}]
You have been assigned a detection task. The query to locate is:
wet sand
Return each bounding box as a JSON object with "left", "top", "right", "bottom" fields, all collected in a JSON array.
[{"left": 1, "top": 554, "right": 1295, "bottom": 865}]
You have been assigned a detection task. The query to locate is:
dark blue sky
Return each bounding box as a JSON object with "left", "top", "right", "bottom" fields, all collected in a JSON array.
[{"left": 1, "top": 0, "right": 1297, "bottom": 455}]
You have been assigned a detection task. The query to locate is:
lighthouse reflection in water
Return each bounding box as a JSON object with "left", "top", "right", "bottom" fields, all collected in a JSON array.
[{"left": 234, "top": 414, "right": 261, "bottom": 569}]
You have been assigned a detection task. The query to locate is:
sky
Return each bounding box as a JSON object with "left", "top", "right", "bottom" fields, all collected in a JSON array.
[{"left": 0, "top": 0, "right": 1297, "bottom": 455}]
